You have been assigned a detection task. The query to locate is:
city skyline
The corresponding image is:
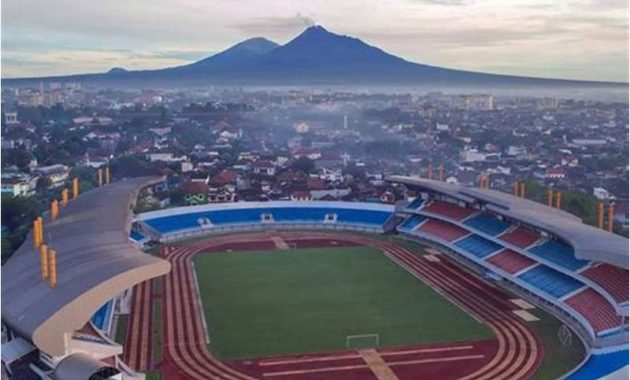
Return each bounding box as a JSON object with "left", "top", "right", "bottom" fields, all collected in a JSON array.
[{"left": 2, "top": 0, "right": 629, "bottom": 82}]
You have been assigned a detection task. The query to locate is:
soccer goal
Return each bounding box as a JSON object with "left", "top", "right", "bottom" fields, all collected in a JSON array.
[{"left": 346, "top": 334, "right": 380, "bottom": 349}]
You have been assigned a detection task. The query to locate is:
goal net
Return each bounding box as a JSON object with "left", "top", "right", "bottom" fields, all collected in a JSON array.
[{"left": 346, "top": 334, "right": 380, "bottom": 350}]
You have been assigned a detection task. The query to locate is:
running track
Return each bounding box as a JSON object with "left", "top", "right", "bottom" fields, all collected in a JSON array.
[{"left": 124, "top": 231, "right": 543, "bottom": 380}]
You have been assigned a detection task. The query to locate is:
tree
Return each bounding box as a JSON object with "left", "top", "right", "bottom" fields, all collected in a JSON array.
[
  {"left": 4, "top": 148, "right": 32, "bottom": 169},
  {"left": 36, "top": 176, "right": 52, "bottom": 192},
  {"left": 291, "top": 157, "right": 316, "bottom": 174}
]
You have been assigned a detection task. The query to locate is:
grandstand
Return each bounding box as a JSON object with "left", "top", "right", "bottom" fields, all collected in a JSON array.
[
  {"left": 389, "top": 175, "right": 628, "bottom": 379},
  {"left": 136, "top": 201, "right": 395, "bottom": 241},
  {"left": 2, "top": 173, "right": 627, "bottom": 380},
  {"left": 1, "top": 177, "right": 170, "bottom": 380}
]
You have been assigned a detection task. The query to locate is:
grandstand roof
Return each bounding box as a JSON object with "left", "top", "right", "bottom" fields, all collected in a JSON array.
[
  {"left": 388, "top": 176, "right": 629, "bottom": 269},
  {"left": 1, "top": 176, "right": 171, "bottom": 356}
]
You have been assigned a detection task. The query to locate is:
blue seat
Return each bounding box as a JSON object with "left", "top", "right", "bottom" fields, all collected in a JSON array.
[
  {"left": 130, "top": 230, "right": 145, "bottom": 242},
  {"left": 463, "top": 214, "right": 510, "bottom": 236},
  {"left": 528, "top": 240, "right": 589, "bottom": 271},
  {"left": 91, "top": 300, "right": 114, "bottom": 331},
  {"left": 334, "top": 208, "right": 391, "bottom": 225},
  {"left": 566, "top": 350, "right": 628, "bottom": 380},
  {"left": 144, "top": 206, "right": 393, "bottom": 233},
  {"left": 454, "top": 234, "right": 502, "bottom": 258},
  {"left": 400, "top": 215, "right": 426, "bottom": 231},
  {"left": 407, "top": 198, "right": 424, "bottom": 210},
  {"left": 518, "top": 265, "right": 584, "bottom": 298}
]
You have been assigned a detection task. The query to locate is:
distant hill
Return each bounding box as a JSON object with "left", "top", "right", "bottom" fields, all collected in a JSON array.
[{"left": 3, "top": 25, "right": 626, "bottom": 89}]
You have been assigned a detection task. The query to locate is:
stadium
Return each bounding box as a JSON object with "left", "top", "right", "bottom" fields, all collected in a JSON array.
[{"left": 1, "top": 174, "right": 628, "bottom": 380}]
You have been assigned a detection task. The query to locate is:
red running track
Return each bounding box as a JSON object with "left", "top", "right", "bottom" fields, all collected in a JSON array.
[{"left": 124, "top": 231, "right": 542, "bottom": 380}]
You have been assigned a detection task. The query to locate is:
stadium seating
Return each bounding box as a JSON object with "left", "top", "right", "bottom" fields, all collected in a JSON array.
[
  {"left": 143, "top": 206, "right": 392, "bottom": 234},
  {"left": 499, "top": 227, "right": 540, "bottom": 248},
  {"left": 130, "top": 230, "right": 145, "bottom": 242},
  {"left": 565, "top": 289, "right": 621, "bottom": 334},
  {"left": 565, "top": 349, "right": 629, "bottom": 380},
  {"left": 333, "top": 208, "right": 392, "bottom": 225},
  {"left": 421, "top": 201, "right": 477, "bottom": 221},
  {"left": 399, "top": 215, "right": 426, "bottom": 231},
  {"left": 463, "top": 213, "right": 510, "bottom": 236},
  {"left": 406, "top": 198, "right": 424, "bottom": 210},
  {"left": 581, "top": 264, "right": 629, "bottom": 303},
  {"left": 518, "top": 265, "right": 584, "bottom": 298},
  {"left": 418, "top": 219, "right": 470, "bottom": 242},
  {"left": 528, "top": 240, "right": 589, "bottom": 271},
  {"left": 91, "top": 300, "right": 114, "bottom": 332},
  {"left": 486, "top": 249, "right": 537, "bottom": 274},
  {"left": 454, "top": 234, "right": 502, "bottom": 258}
]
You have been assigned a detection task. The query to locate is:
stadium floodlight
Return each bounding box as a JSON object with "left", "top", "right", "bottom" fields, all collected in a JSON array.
[{"left": 346, "top": 334, "right": 380, "bottom": 350}]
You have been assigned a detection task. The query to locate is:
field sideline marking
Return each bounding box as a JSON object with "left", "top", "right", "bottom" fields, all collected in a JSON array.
[{"left": 190, "top": 261, "right": 211, "bottom": 344}]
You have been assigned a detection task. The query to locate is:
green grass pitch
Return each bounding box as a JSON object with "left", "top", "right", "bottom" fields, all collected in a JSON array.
[{"left": 193, "top": 246, "right": 494, "bottom": 359}]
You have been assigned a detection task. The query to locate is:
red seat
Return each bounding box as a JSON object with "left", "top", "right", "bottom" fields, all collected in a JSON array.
[
  {"left": 419, "top": 219, "right": 469, "bottom": 242},
  {"left": 581, "top": 264, "right": 629, "bottom": 303},
  {"left": 499, "top": 227, "right": 540, "bottom": 248},
  {"left": 565, "top": 288, "right": 621, "bottom": 333},
  {"left": 486, "top": 249, "right": 536, "bottom": 274},
  {"left": 422, "top": 201, "right": 476, "bottom": 221}
]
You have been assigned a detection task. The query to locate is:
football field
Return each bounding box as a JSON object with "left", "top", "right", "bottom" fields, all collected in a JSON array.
[{"left": 193, "top": 246, "right": 494, "bottom": 359}]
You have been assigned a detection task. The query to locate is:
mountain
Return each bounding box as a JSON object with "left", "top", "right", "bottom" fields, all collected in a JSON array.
[
  {"left": 179, "top": 37, "right": 279, "bottom": 69},
  {"left": 3, "top": 25, "right": 625, "bottom": 88}
]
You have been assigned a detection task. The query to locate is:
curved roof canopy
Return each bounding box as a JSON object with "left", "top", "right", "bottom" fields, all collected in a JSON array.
[
  {"left": 1, "top": 176, "right": 171, "bottom": 356},
  {"left": 388, "top": 176, "right": 629, "bottom": 269},
  {"left": 54, "top": 353, "right": 118, "bottom": 380}
]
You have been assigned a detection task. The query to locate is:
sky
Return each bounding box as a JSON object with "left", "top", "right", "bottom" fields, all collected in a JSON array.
[{"left": 1, "top": 0, "right": 628, "bottom": 82}]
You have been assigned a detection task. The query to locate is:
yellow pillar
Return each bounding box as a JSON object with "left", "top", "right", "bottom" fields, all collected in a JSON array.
[
  {"left": 61, "top": 189, "right": 69, "bottom": 207},
  {"left": 40, "top": 244, "right": 48, "bottom": 280},
  {"left": 608, "top": 203, "right": 615, "bottom": 233},
  {"left": 547, "top": 189, "right": 554, "bottom": 207},
  {"left": 513, "top": 182, "right": 519, "bottom": 196},
  {"left": 519, "top": 182, "right": 525, "bottom": 198},
  {"left": 37, "top": 216, "right": 44, "bottom": 245},
  {"left": 479, "top": 175, "right": 485, "bottom": 188},
  {"left": 33, "top": 219, "right": 41, "bottom": 248},
  {"left": 597, "top": 202, "right": 604, "bottom": 229},
  {"left": 49, "top": 249, "right": 57, "bottom": 289},
  {"left": 428, "top": 163, "right": 433, "bottom": 180},
  {"left": 51, "top": 200, "right": 59, "bottom": 220},
  {"left": 98, "top": 168, "right": 103, "bottom": 187},
  {"left": 72, "top": 178, "right": 79, "bottom": 200},
  {"left": 105, "top": 167, "right": 111, "bottom": 184},
  {"left": 555, "top": 191, "right": 562, "bottom": 209},
  {"left": 438, "top": 163, "right": 444, "bottom": 181}
]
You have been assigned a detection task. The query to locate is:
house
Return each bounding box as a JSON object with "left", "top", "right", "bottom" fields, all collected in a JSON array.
[
  {"left": 310, "top": 188, "right": 351, "bottom": 200},
  {"left": 380, "top": 190, "right": 396, "bottom": 204},
  {"left": 207, "top": 188, "right": 236, "bottom": 203},
  {"left": 32, "top": 164, "right": 69, "bottom": 188},
  {"left": 614, "top": 201, "right": 629, "bottom": 229},
  {"left": 209, "top": 171, "right": 237, "bottom": 187},
  {"left": 290, "top": 190, "right": 312, "bottom": 201},
  {"left": 253, "top": 161, "right": 276, "bottom": 176},
  {"left": 180, "top": 181, "right": 208, "bottom": 205},
  {"left": 1, "top": 173, "right": 37, "bottom": 196},
  {"left": 593, "top": 187, "right": 614, "bottom": 201},
  {"left": 319, "top": 168, "right": 343, "bottom": 182},
  {"left": 545, "top": 167, "right": 566, "bottom": 179},
  {"left": 306, "top": 177, "right": 326, "bottom": 190}
]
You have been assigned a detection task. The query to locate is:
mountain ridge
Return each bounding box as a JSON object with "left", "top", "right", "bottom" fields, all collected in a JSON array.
[{"left": 3, "top": 25, "right": 626, "bottom": 87}]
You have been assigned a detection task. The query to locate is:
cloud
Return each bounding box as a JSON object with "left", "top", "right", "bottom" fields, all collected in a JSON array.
[
  {"left": 412, "top": 0, "right": 474, "bottom": 6},
  {"left": 232, "top": 12, "right": 317, "bottom": 36}
]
